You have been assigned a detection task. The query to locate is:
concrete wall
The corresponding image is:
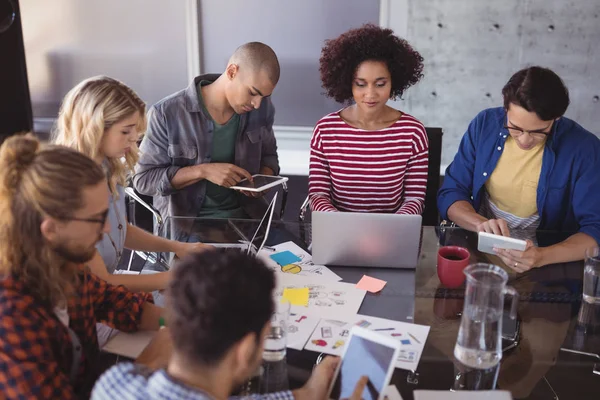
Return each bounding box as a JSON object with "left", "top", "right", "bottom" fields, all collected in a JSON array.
[
  {"left": 20, "top": 0, "right": 189, "bottom": 118},
  {"left": 384, "top": 0, "right": 600, "bottom": 167}
]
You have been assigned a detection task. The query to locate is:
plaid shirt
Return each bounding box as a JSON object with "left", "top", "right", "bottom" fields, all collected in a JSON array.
[
  {"left": 92, "top": 362, "right": 296, "bottom": 400},
  {"left": 0, "top": 267, "right": 152, "bottom": 399}
]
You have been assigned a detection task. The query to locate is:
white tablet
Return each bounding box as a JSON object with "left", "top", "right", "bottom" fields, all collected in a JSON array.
[
  {"left": 328, "top": 326, "right": 401, "bottom": 400},
  {"left": 477, "top": 232, "right": 527, "bottom": 255},
  {"left": 230, "top": 174, "right": 288, "bottom": 192}
]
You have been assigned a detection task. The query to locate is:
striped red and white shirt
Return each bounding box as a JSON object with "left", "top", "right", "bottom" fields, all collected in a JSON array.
[{"left": 309, "top": 111, "right": 429, "bottom": 214}]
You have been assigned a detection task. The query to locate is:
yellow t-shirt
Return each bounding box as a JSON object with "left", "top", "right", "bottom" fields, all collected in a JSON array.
[{"left": 485, "top": 136, "right": 545, "bottom": 218}]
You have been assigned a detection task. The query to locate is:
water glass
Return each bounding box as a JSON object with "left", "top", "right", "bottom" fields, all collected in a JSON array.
[
  {"left": 451, "top": 360, "right": 500, "bottom": 391},
  {"left": 584, "top": 247, "right": 600, "bottom": 304},
  {"left": 263, "top": 299, "right": 290, "bottom": 362}
]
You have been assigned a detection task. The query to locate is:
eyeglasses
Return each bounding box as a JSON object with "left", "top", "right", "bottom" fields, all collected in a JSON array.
[
  {"left": 63, "top": 209, "right": 109, "bottom": 227},
  {"left": 503, "top": 119, "right": 554, "bottom": 139}
]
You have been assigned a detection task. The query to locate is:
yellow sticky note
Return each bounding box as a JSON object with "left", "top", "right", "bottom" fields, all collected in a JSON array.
[{"left": 282, "top": 287, "right": 309, "bottom": 307}]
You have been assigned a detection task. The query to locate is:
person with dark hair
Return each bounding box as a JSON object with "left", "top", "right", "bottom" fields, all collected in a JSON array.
[
  {"left": 309, "top": 24, "right": 429, "bottom": 214},
  {"left": 438, "top": 66, "right": 600, "bottom": 271},
  {"left": 92, "top": 249, "right": 368, "bottom": 399},
  {"left": 0, "top": 134, "right": 164, "bottom": 399},
  {"left": 134, "top": 42, "right": 281, "bottom": 222}
]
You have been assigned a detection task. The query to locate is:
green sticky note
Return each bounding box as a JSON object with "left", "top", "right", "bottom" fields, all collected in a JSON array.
[{"left": 282, "top": 287, "right": 309, "bottom": 307}]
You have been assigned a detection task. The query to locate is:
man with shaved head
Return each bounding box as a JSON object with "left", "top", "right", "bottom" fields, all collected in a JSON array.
[{"left": 134, "top": 42, "right": 281, "bottom": 223}]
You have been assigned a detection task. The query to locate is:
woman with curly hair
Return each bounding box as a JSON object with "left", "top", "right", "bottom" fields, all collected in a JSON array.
[{"left": 309, "top": 24, "right": 429, "bottom": 214}]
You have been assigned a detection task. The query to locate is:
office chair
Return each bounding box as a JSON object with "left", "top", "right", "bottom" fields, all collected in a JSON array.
[
  {"left": 298, "top": 127, "right": 444, "bottom": 225},
  {"left": 125, "top": 186, "right": 163, "bottom": 234},
  {"left": 122, "top": 186, "right": 167, "bottom": 271}
]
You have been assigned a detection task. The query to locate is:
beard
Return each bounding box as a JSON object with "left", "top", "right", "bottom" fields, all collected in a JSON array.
[{"left": 52, "top": 234, "right": 102, "bottom": 264}]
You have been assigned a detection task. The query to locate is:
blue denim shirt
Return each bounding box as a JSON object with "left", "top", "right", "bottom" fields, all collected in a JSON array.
[
  {"left": 133, "top": 74, "right": 280, "bottom": 220},
  {"left": 438, "top": 107, "right": 600, "bottom": 245}
]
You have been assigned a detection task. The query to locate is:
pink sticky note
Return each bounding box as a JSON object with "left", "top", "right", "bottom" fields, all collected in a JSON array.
[{"left": 356, "top": 275, "right": 387, "bottom": 293}]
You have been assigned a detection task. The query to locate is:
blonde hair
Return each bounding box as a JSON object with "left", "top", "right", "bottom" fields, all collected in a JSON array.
[
  {"left": 0, "top": 134, "right": 105, "bottom": 306},
  {"left": 53, "top": 76, "right": 147, "bottom": 195}
]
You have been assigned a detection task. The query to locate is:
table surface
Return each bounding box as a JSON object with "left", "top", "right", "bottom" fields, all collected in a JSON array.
[{"left": 160, "top": 217, "right": 600, "bottom": 400}]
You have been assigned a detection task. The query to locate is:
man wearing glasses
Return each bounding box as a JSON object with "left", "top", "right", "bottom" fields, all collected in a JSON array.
[
  {"left": 438, "top": 66, "right": 600, "bottom": 272},
  {"left": 0, "top": 135, "right": 165, "bottom": 399}
]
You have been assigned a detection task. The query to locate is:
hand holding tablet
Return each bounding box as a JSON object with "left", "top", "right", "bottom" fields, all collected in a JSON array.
[
  {"left": 199, "top": 163, "right": 253, "bottom": 188},
  {"left": 328, "top": 327, "right": 401, "bottom": 400},
  {"left": 231, "top": 174, "right": 288, "bottom": 192},
  {"left": 475, "top": 218, "right": 511, "bottom": 237}
]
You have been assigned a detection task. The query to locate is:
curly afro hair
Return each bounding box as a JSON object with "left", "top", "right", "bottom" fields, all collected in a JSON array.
[{"left": 319, "top": 24, "right": 424, "bottom": 104}]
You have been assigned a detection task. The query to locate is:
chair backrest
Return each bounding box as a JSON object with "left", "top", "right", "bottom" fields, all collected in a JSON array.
[
  {"left": 423, "top": 127, "right": 443, "bottom": 226},
  {"left": 299, "top": 127, "right": 444, "bottom": 225}
]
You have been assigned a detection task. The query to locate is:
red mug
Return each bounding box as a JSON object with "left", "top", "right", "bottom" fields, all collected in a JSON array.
[{"left": 437, "top": 246, "right": 471, "bottom": 288}]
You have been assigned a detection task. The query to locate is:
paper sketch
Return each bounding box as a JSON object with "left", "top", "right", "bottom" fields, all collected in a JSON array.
[
  {"left": 102, "top": 330, "right": 155, "bottom": 359},
  {"left": 304, "top": 314, "right": 430, "bottom": 372},
  {"left": 274, "top": 274, "right": 366, "bottom": 320},
  {"left": 286, "top": 313, "right": 320, "bottom": 351},
  {"left": 258, "top": 241, "right": 342, "bottom": 282}
]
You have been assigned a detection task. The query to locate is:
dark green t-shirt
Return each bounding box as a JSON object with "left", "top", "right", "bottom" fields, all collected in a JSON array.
[{"left": 197, "top": 81, "right": 246, "bottom": 218}]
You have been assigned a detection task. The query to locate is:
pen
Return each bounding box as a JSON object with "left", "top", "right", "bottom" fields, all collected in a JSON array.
[
  {"left": 374, "top": 328, "right": 394, "bottom": 331},
  {"left": 408, "top": 333, "right": 421, "bottom": 344}
]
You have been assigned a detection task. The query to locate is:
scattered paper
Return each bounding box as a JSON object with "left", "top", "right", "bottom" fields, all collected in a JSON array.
[
  {"left": 304, "top": 314, "right": 430, "bottom": 372},
  {"left": 275, "top": 274, "right": 366, "bottom": 320},
  {"left": 414, "top": 391, "right": 512, "bottom": 400},
  {"left": 102, "top": 330, "right": 155, "bottom": 359},
  {"left": 286, "top": 313, "right": 320, "bottom": 350},
  {"left": 282, "top": 287, "right": 309, "bottom": 307},
  {"left": 258, "top": 241, "right": 342, "bottom": 282},
  {"left": 356, "top": 275, "right": 387, "bottom": 293},
  {"left": 384, "top": 385, "right": 403, "bottom": 400},
  {"left": 270, "top": 250, "right": 302, "bottom": 266}
]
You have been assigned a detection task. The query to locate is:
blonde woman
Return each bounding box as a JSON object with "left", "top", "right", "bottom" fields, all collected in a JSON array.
[{"left": 53, "top": 76, "right": 209, "bottom": 294}]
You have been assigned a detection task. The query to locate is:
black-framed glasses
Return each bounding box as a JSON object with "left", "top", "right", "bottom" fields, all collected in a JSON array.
[
  {"left": 64, "top": 209, "right": 109, "bottom": 226},
  {"left": 503, "top": 119, "right": 554, "bottom": 138}
]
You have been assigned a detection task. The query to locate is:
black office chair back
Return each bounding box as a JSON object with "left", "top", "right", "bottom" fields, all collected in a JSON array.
[{"left": 423, "top": 127, "right": 443, "bottom": 226}]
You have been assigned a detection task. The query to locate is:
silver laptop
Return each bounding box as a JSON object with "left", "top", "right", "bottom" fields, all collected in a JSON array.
[{"left": 311, "top": 211, "right": 422, "bottom": 268}]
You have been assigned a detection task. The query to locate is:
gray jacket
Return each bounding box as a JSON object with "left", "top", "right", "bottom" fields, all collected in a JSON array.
[{"left": 133, "top": 74, "right": 280, "bottom": 220}]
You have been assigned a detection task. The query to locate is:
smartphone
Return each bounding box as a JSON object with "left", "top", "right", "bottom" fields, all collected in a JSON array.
[{"left": 477, "top": 232, "right": 527, "bottom": 255}]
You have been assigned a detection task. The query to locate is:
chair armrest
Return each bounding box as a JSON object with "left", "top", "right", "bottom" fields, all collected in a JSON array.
[
  {"left": 279, "top": 181, "right": 289, "bottom": 219},
  {"left": 298, "top": 195, "right": 310, "bottom": 222},
  {"left": 124, "top": 187, "right": 163, "bottom": 229}
]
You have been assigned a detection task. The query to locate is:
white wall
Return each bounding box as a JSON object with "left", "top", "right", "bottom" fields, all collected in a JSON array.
[
  {"left": 20, "top": 0, "right": 190, "bottom": 118},
  {"left": 199, "top": 0, "right": 380, "bottom": 127}
]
